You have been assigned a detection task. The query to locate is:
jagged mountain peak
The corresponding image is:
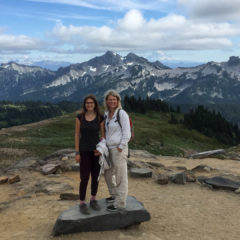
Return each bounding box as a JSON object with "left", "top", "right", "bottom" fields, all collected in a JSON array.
[
  {"left": 227, "top": 56, "right": 240, "bottom": 66},
  {"left": 125, "top": 52, "right": 148, "bottom": 63},
  {"left": 87, "top": 50, "right": 123, "bottom": 67}
]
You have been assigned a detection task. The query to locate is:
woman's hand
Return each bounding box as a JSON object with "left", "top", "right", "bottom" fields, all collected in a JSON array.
[
  {"left": 117, "top": 147, "right": 122, "bottom": 152},
  {"left": 94, "top": 150, "right": 102, "bottom": 156},
  {"left": 75, "top": 154, "right": 80, "bottom": 163}
]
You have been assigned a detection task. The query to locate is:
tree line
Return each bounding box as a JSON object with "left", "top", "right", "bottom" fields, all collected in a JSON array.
[
  {"left": 123, "top": 96, "right": 172, "bottom": 113},
  {"left": 123, "top": 96, "right": 240, "bottom": 145},
  {"left": 0, "top": 101, "right": 80, "bottom": 129},
  {"left": 183, "top": 105, "right": 240, "bottom": 145}
]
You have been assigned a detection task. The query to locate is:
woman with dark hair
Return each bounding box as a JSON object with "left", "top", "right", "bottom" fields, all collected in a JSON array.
[{"left": 75, "top": 94, "right": 105, "bottom": 214}]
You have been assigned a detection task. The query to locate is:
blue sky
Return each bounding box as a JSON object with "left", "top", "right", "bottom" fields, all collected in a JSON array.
[{"left": 1, "top": 0, "right": 240, "bottom": 64}]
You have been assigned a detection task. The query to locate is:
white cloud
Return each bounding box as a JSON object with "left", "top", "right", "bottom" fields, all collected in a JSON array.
[
  {"left": 1, "top": 8, "right": 240, "bottom": 57},
  {"left": 49, "top": 10, "right": 239, "bottom": 53},
  {"left": 178, "top": 0, "right": 240, "bottom": 21},
  {"left": 0, "top": 34, "right": 43, "bottom": 53},
  {"left": 28, "top": 0, "right": 173, "bottom": 11}
]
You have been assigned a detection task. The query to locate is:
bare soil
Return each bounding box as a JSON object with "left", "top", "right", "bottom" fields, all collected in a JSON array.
[{"left": 1, "top": 154, "right": 240, "bottom": 240}]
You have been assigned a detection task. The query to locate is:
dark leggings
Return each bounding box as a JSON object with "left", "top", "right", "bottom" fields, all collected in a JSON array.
[{"left": 79, "top": 151, "right": 100, "bottom": 201}]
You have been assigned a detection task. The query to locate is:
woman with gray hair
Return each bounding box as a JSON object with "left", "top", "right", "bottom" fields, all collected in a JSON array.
[{"left": 103, "top": 89, "right": 131, "bottom": 211}]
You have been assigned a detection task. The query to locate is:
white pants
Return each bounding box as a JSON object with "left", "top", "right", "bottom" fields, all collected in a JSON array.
[{"left": 104, "top": 147, "right": 128, "bottom": 209}]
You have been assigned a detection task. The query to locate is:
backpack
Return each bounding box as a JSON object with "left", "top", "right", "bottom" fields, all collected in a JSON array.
[{"left": 116, "top": 109, "right": 134, "bottom": 141}]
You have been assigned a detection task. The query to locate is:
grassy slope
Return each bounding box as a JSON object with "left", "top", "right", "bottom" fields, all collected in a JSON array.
[{"left": 0, "top": 111, "right": 226, "bottom": 165}]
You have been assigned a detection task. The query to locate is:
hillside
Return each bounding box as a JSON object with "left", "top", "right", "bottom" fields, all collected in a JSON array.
[{"left": 0, "top": 110, "right": 226, "bottom": 169}]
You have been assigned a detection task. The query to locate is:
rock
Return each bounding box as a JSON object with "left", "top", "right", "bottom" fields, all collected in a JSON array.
[
  {"left": 53, "top": 196, "right": 151, "bottom": 236},
  {"left": 127, "top": 159, "right": 141, "bottom": 169},
  {"left": 61, "top": 156, "right": 68, "bottom": 161},
  {"left": 130, "top": 150, "right": 158, "bottom": 159},
  {"left": 8, "top": 175, "right": 21, "bottom": 184},
  {"left": 156, "top": 173, "right": 168, "bottom": 185},
  {"left": 44, "top": 149, "right": 75, "bottom": 161},
  {"left": 235, "top": 188, "right": 240, "bottom": 193},
  {"left": 60, "top": 193, "right": 79, "bottom": 200},
  {"left": 41, "top": 163, "right": 60, "bottom": 175},
  {"left": 185, "top": 171, "right": 196, "bottom": 182},
  {"left": 189, "top": 149, "right": 225, "bottom": 159},
  {"left": 129, "top": 168, "right": 152, "bottom": 178},
  {"left": 145, "top": 161, "right": 165, "bottom": 168},
  {"left": 6, "top": 157, "right": 41, "bottom": 171},
  {"left": 169, "top": 172, "right": 186, "bottom": 184},
  {"left": 34, "top": 180, "right": 73, "bottom": 194},
  {"left": 196, "top": 176, "right": 208, "bottom": 184},
  {"left": 202, "top": 176, "right": 240, "bottom": 191},
  {"left": 191, "top": 165, "right": 212, "bottom": 173},
  {"left": 0, "top": 176, "right": 8, "bottom": 184},
  {"left": 71, "top": 163, "right": 80, "bottom": 172}
]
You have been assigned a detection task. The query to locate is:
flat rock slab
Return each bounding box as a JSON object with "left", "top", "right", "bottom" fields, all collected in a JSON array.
[
  {"left": 129, "top": 168, "right": 152, "bottom": 178},
  {"left": 53, "top": 196, "right": 151, "bottom": 236},
  {"left": 203, "top": 176, "right": 240, "bottom": 191},
  {"left": 190, "top": 149, "right": 225, "bottom": 159}
]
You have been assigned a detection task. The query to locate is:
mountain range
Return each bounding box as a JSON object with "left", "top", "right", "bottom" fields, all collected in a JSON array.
[{"left": 0, "top": 51, "right": 240, "bottom": 105}]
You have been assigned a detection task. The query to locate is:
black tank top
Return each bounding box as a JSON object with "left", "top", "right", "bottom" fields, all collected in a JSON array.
[{"left": 77, "top": 113, "right": 103, "bottom": 151}]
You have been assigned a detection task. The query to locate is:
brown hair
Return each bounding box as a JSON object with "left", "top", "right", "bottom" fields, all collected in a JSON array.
[{"left": 81, "top": 94, "right": 101, "bottom": 116}]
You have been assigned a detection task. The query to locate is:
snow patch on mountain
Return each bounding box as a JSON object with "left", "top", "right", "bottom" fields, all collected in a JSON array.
[
  {"left": 90, "top": 66, "right": 96, "bottom": 72},
  {"left": 154, "top": 82, "right": 176, "bottom": 91}
]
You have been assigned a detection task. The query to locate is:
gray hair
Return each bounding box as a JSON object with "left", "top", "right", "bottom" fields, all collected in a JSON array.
[{"left": 104, "top": 89, "right": 122, "bottom": 110}]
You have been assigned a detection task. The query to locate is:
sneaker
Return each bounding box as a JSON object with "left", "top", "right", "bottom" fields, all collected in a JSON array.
[
  {"left": 79, "top": 203, "right": 90, "bottom": 215},
  {"left": 106, "top": 204, "right": 118, "bottom": 212},
  {"left": 105, "top": 196, "right": 115, "bottom": 203},
  {"left": 90, "top": 200, "right": 101, "bottom": 211}
]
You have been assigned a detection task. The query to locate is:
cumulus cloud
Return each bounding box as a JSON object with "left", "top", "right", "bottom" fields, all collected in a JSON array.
[
  {"left": 178, "top": 0, "right": 240, "bottom": 21},
  {"left": 50, "top": 9, "right": 239, "bottom": 53},
  {"left": 0, "top": 33, "right": 43, "bottom": 53}
]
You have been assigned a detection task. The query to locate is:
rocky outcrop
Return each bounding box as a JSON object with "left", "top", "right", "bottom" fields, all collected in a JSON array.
[
  {"left": 53, "top": 196, "right": 151, "bottom": 236},
  {"left": 129, "top": 168, "right": 152, "bottom": 178}
]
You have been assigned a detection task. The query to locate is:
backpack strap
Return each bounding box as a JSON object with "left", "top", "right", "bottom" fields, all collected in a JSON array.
[{"left": 116, "top": 109, "right": 122, "bottom": 129}]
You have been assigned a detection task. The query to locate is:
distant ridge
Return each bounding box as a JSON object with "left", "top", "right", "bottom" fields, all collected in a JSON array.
[{"left": 0, "top": 51, "right": 240, "bottom": 107}]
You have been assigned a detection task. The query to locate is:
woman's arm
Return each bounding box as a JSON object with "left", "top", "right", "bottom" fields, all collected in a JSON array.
[
  {"left": 75, "top": 118, "right": 81, "bottom": 163},
  {"left": 118, "top": 110, "right": 131, "bottom": 150},
  {"left": 100, "top": 120, "right": 106, "bottom": 139}
]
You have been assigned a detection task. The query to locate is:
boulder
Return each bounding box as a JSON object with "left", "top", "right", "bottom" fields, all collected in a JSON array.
[
  {"left": 169, "top": 172, "right": 186, "bottom": 185},
  {"left": 8, "top": 175, "right": 20, "bottom": 184},
  {"left": 156, "top": 173, "right": 168, "bottom": 185},
  {"left": 191, "top": 165, "right": 212, "bottom": 173},
  {"left": 202, "top": 176, "right": 240, "bottom": 191},
  {"left": 41, "top": 164, "right": 60, "bottom": 175},
  {"left": 53, "top": 196, "right": 151, "bottom": 236},
  {"left": 0, "top": 176, "right": 8, "bottom": 184},
  {"left": 129, "top": 168, "right": 152, "bottom": 178},
  {"left": 185, "top": 171, "right": 196, "bottom": 182}
]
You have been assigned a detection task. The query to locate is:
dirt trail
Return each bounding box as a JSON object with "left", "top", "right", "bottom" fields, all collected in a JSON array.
[{"left": 1, "top": 155, "right": 240, "bottom": 240}]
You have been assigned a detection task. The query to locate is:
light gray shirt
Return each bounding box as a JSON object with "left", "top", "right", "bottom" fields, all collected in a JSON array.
[{"left": 105, "top": 108, "right": 131, "bottom": 149}]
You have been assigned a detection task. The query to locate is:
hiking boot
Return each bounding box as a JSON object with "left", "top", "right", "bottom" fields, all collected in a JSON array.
[
  {"left": 106, "top": 204, "right": 118, "bottom": 212},
  {"left": 90, "top": 200, "right": 101, "bottom": 211},
  {"left": 105, "top": 196, "right": 115, "bottom": 203},
  {"left": 79, "top": 203, "right": 90, "bottom": 215}
]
